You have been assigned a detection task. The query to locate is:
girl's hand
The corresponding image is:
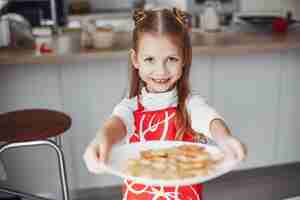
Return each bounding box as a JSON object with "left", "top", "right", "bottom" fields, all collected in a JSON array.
[
  {"left": 210, "top": 119, "right": 247, "bottom": 162},
  {"left": 83, "top": 137, "right": 111, "bottom": 174},
  {"left": 218, "top": 136, "right": 247, "bottom": 162}
]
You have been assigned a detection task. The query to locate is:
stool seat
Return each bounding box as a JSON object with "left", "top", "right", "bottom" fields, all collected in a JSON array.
[
  {"left": 0, "top": 109, "right": 71, "bottom": 142},
  {"left": 0, "top": 109, "right": 71, "bottom": 200}
]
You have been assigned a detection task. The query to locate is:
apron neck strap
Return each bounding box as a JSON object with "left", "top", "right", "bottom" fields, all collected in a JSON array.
[{"left": 137, "top": 95, "right": 145, "bottom": 111}]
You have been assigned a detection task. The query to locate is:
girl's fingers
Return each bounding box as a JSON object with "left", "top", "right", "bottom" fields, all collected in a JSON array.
[
  {"left": 222, "top": 143, "right": 237, "bottom": 161},
  {"left": 83, "top": 141, "right": 106, "bottom": 174},
  {"left": 218, "top": 137, "right": 247, "bottom": 162},
  {"left": 99, "top": 141, "right": 111, "bottom": 164},
  {"left": 236, "top": 141, "right": 247, "bottom": 161},
  {"left": 225, "top": 138, "right": 247, "bottom": 162}
]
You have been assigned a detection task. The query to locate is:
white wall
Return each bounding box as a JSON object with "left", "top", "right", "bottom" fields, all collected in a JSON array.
[{"left": 0, "top": 50, "right": 300, "bottom": 198}]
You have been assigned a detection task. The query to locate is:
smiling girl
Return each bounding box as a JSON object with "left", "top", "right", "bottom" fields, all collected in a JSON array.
[{"left": 84, "top": 7, "right": 246, "bottom": 200}]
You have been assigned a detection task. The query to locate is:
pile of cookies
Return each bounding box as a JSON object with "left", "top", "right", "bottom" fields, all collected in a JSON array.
[{"left": 123, "top": 144, "right": 223, "bottom": 180}]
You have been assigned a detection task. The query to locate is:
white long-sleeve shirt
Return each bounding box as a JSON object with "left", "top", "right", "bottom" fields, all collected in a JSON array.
[{"left": 112, "top": 88, "right": 222, "bottom": 140}]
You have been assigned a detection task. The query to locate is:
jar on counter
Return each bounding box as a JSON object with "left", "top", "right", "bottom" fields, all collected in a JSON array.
[
  {"left": 81, "top": 19, "right": 115, "bottom": 49},
  {"left": 201, "top": 0, "right": 222, "bottom": 32},
  {"left": 92, "top": 26, "right": 114, "bottom": 49}
]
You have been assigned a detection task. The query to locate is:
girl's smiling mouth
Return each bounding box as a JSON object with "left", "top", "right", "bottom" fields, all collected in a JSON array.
[{"left": 151, "top": 78, "right": 171, "bottom": 84}]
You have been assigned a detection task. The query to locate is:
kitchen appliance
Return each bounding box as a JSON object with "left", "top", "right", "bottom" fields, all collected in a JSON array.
[
  {"left": 234, "top": 11, "right": 300, "bottom": 31},
  {"left": 1, "top": 0, "right": 67, "bottom": 27},
  {"left": 201, "top": 0, "right": 221, "bottom": 31},
  {"left": 0, "top": 0, "right": 9, "bottom": 47},
  {"left": 191, "top": 0, "right": 238, "bottom": 14},
  {"left": 0, "top": 16, "right": 10, "bottom": 47},
  {"left": 190, "top": 0, "right": 237, "bottom": 28},
  {"left": 0, "top": 13, "right": 35, "bottom": 48}
]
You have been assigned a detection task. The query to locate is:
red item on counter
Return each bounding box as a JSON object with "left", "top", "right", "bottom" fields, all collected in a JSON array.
[
  {"left": 272, "top": 17, "right": 288, "bottom": 33},
  {"left": 39, "top": 42, "right": 53, "bottom": 53}
]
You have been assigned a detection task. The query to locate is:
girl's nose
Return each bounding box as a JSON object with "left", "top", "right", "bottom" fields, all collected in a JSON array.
[{"left": 155, "top": 62, "right": 167, "bottom": 75}]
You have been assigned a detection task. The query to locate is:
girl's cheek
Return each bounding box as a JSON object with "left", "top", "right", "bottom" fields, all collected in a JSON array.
[
  {"left": 167, "top": 63, "right": 182, "bottom": 73},
  {"left": 144, "top": 63, "right": 157, "bottom": 73}
]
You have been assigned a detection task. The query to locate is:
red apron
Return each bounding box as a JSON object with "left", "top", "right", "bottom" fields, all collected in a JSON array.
[{"left": 122, "top": 97, "right": 203, "bottom": 200}]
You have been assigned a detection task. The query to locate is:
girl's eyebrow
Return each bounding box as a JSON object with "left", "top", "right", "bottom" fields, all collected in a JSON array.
[
  {"left": 168, "top": 54, "right": 180, "bottom": 57},
  {"left": 142, "top": 54, "right": 153, "bottom": 57},
  {"left": 142, "top": 54, "right": 180, "bottom": 57},
  {"left": 141, "top": 53, "right": 180, "bottom": 58}
]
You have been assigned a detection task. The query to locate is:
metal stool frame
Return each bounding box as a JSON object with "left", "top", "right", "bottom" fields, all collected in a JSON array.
[{"left": 0, "top": 139, "right": 69, "bottom": 200}]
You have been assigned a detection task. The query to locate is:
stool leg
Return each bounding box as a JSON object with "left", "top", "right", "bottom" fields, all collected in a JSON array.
[
  {"left": 0, "top": 154, "right": 7, "bottom": 181},
  {"left": 49, "top": 140, "right": 70, "bottom": 200},
  {"left": 54, "top": 135, "right": 62, "bottom": 148},
  {"left": 0, "top": 187, "right": 53, "bottom": 200},
  {"left": 0, "top": 140, "right": 70, "bottom": 200}
]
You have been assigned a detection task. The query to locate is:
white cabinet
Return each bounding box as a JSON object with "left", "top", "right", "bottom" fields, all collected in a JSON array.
[
  {"left": 213, "top": 54, "right": 282, "bottom": 169},
  {"left": 275, "top": 50, "right": 300, "bottom": 164},
  {"left": 61, "top": 59, "right": 128, "bottom": 189},
  {"left": 239, "top": 0, "right": 282, "bottom": 12}
]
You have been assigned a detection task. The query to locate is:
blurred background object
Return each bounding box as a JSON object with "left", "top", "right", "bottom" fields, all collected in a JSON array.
[
  {"left": 201, "top": 0, "right": 222, "bottom": 32},
  {"left": 1, "top": 13, "right": 35, "bottom": 48},
  {"left": 80, "top": 18, "right": 115, "bottom": 49},
  {"left": 69, "top": 0, "right": 91, "bottom": 15},
  {"left": 1, "top": 0, "right": 67, "bottom": 27},
  {"left": 132, "top": 0, "right": 146, "bottom": 9},
  {"left": 0, "top": 0, "right": 9, "bottom": 47}
]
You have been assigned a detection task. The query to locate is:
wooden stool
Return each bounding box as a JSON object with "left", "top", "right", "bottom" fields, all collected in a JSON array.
[{"left": 0, "top": 109, "right": 71, "bottom": 200}]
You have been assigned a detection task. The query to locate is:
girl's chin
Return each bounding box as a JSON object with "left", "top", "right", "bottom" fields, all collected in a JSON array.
[
  {"left": 147, "top": 85, "right": 175, "bottom": 93},
  {"left": 150, "top": 89, "right": 169, "bottom": 93}
]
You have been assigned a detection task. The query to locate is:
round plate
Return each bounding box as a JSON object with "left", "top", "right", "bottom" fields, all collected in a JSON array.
[{"left": 102, "top": 141, "right": 240, "bottom": 186}]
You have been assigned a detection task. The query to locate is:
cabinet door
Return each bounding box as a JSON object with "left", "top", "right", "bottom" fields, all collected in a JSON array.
[
  {"left": 213, "top": 53, "right": 281, "bottom": 169},
  {"left": 240, "top": 0, "right": 282, "bottom": 12},
  {"left": 61, "top": 59, "right": 128, "bottom": 189},
  {"left": 275, "top": 50, "right": 300, "bottom": 164}
]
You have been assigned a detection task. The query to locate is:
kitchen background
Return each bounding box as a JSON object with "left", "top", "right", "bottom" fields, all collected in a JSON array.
[
  {"left": 1, "top": 0, "right": 300, "bottom": 199},
  {"left": 69, "top": 0, "right": 300, "bottom": 18}
]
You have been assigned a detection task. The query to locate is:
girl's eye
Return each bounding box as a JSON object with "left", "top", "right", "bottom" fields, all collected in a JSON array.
[
  {"left": 144, "top": 57, "right": 154, "bottom": 63},
  {"left": 168, "top": 57, "right": 179, "bottom": 62}
]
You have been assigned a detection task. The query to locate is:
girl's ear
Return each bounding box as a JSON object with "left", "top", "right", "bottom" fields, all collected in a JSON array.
[{"left": 130, "top": 49, "right": 139, "bottom": 69}]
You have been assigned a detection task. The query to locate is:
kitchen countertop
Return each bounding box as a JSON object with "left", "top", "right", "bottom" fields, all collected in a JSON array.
[
  {"left": 74, "top": 162, "right": 300, "bottom": 200},
  {"left": 1, "top": 27, "right": 300, "bottom": 65}
]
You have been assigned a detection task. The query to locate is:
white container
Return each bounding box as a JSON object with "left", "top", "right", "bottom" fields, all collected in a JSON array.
[
  {"left": 57, "top": 31, "right": 81, "bottom": 54},
  {"left": 92, "top": 27, "right": 114, "bottom": 49},
  {"left": 0, "top": 19, "right": 10, "bottom": 47},
  {"left": 201, "top": 1, "right": 221, "bottom": 32}
]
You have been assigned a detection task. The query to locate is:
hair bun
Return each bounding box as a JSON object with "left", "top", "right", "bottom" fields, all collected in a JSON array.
[
  {"left": 133, "top": 8, "right": 146, "bottom": 25},
  {"left": 172, "top": 7, "right": 191, "bottom": 27}
]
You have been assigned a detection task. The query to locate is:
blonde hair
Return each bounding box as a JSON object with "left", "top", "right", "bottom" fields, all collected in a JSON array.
[{"left": 129, "top": 8, "right": 193, "bottom": 140}]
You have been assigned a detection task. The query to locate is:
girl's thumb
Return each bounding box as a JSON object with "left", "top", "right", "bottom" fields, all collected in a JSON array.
[{"left": 98, "top": 142, "right": 110, "bottom": 164}]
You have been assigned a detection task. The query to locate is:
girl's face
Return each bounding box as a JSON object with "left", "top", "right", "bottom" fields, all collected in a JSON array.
[{"left": 131, "top": 33, "right": 184, "bottom": 93}]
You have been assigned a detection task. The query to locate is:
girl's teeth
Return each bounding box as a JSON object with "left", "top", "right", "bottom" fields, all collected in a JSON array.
[{"left": 153, "top": 79, "right": 168, "bottom": 83}]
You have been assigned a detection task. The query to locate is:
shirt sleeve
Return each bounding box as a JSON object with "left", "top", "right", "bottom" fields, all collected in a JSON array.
[
  {"left": 187, "top": 94, "right": 223, "bottom": 138},
  {"left": 111, "top": 97, "right": 137, "bottom": 136}
]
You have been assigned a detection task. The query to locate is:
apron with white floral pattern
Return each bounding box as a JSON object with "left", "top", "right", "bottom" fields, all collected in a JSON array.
[{"left": 122, "top": 97, "right": 203, "bottom": 200}]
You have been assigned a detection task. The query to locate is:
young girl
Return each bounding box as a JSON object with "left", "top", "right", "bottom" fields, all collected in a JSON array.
[{"left": 84, "top": 7, "right": 247, "bottom": 200}]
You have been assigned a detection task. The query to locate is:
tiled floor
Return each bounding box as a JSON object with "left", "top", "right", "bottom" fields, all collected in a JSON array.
[{"left": 74, "top": 162, "right": 300, "bottom": 200}]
